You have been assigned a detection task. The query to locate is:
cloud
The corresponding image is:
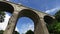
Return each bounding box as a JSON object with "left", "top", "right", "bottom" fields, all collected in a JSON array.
[
  {"left": 24, "top": 24, "right": 34, "bottom": 33},
  {"left": 0, "top": 12, "right": 19, "bottom": 32},
  {"left": 0, "top": 12, "right": 10, "bottom": 30},
  {"left": 19, "top": 23, "right": 34, "bottom": 34},
  {"left": 27, "top": 23, "right": 34, "bottom": 31},
  {"left": 45, "top": 8, "right": 60, "bottom": 15},
  {"left": 18, "top": 3, "right": 22, "bottom": 4},
  {"left": 6, "top": 0, "right": 10, "bottom": 1},
  {"left": 15, "top": 27, "right": 19, "bottom": 32},
  {"left": 16, "top": 17, "right": 34, "bottom": 34}
]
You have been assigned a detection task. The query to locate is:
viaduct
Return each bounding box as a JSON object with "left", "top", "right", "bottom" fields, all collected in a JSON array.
[{"left": 0, "top": 0, "right": 55, "bottom": 34}]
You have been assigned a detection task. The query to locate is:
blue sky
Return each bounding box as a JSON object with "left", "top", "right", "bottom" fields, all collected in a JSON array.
[
  {"left": 0, "top": 0, "right": 60, "bottom": 34},
  {"left": 9, "top": 0, "right": 60, "bottom": 11},
  {"left": 16, "top": 17, "right": 34, "bottom": 34}
]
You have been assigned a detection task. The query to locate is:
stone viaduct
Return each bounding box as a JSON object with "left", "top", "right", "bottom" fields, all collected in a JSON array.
[{"left": 0, "top": 0, "right": 55, "bottom": 34}]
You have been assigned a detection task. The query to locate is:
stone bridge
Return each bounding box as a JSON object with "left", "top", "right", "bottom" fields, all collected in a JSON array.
[{"left": 0, "top": 0, "right": 55, "bottom": 34}]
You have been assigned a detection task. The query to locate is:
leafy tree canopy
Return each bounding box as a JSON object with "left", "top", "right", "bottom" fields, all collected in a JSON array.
[
  {"left": 14, "top": 31, "right": 20, "bottom": 34},
  {"left": 55, "top": 10, "right": 60, "bottom": 22},
  {"left": 47, "top": 10, "right": 60, "bottom": 34},
  {"left": 0, "top": 30, "right": 4, "bottom": 34},
  {"left": 0, "top": 11, "right": 5, "bottom": 22},
  {"left": 25, "top": 30, "right": 34, "bottom": 34}
]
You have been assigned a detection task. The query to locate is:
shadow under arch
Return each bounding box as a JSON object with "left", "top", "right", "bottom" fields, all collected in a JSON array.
[
  {"left": 44, "top": 15, "right": 54, "bottom": 25},
  {"left": 0, "top": 1, "right": 14, "bottom": 13},
  {"left": 18, "top": 9, "right": 40, "bottom": 31}
]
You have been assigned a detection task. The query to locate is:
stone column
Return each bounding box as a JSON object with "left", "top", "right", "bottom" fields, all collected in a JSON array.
[
  {"left": 3, "top": 11, "right": 19, "bottom": 34},
  {"left": 35, "top": 17, "right": 49, "bottom": 34}
]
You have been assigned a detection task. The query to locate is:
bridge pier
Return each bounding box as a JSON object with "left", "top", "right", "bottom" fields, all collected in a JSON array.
[
  {"left": 3, "top": 11, "right": 19, "bottom": 34},
  {"left": 34, "top": 18, "right": 49, "bottom": 34}
]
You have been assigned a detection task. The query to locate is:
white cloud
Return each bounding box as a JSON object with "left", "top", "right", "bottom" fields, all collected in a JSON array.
[
  {"left": 0, "top": 12, "right": 10, "bottom": 30},
  {"left": 22, "top": 24, "right": 34, "bottom": 33},
  {"left": 6, "top": 0, "right": 9, "bottom": 1},
  {"left": 18, "top": 22, "right": 34, "bottom": 34},
  {"left": 45, "top": 8, "right": 57, "bottom": 13},
  {"left": 18, "top": 3, "right": 22, "bottom": 4},
  {"left": 0, "top": 12, "right": 19, "bottom": 32},
  {"left": 15, "top": 27, "right": 19, "bottom": 32},
  {"left": 25, "top": 25, "right": 34, "bottom": 33},
  {"left": 45, "top": 8, "right": 60, "bottom": 15},
  {"left": 28, "top": 24, "right": 34, "bottom": 31}
]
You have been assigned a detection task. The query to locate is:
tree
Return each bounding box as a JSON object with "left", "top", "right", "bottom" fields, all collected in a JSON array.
[
  {"left": 47, "top": 10, "right": 60, "bottom": 34},
  {"left": 14, "top": 31, "right": 20, "bottom": 34},
  {"left": 47, "top": 21, "right": 60, "bottom": 34},
  {"left": 0, "top": 11, "right": 5, "bottom": 22},
  {"left": 25, "top": 30, "right": 34, "bottom": 34},
  {"left": 0, "top": 30, "right": 4, "bottom": 34},
  {"left": 55, "top": 10, "right": 60, "bottom": 22}
]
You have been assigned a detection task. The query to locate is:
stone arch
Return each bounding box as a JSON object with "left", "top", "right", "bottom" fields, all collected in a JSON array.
[
  {"left": 18, "top": 9, "right": 40, "bottom": 27},
  {"left": 44, "top": 15, "right": 54, "bottom": 25},
  {"left": 18, "top": 9, "right": 40, "bottom": 32},
  {"left": 18, "top": 9, "right": 40, "bottom": 34},
  {"left": 0, "top": 1, "right": 14, "bottom": 13},
  {"left": 3, "top": 9, "right": 49, "bottom": 34},
  {"left": 16, "top": 9, "right": 49, "bottom": 34}
]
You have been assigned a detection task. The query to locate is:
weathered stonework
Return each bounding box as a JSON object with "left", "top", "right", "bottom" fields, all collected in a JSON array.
[{"left": 0, "top": 0, "right": 55, "bottom": 34}]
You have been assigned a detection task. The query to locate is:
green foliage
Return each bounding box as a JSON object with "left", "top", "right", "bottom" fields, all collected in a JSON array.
[
  {"left": 0, "top": 30, "right": 4, "bottom": 34},
  {"left": 47, "top": 21, "right": 60, "bottom": 34},
  {"left": 55, "top": 10, "right": 60, "bottom": 22},
  {"left": 0, "top": 11, "right": 5, "bottom": 16},
  {"left": 47, "top": 10, "right": 60, "bottom": 34},
  {"left": 14, "top": 31, "right": 20, "bottom": 34},
  {"left": 0, "top": 11, "right": 5, "bottom": 22},
  {"left": 25, "top": 30, "right": 34, "bottom": 34}
]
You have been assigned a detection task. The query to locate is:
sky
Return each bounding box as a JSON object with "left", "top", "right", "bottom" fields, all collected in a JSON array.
[
  {"left": 9, "top": 0, "right": 60, "bottom": 12},
  {"left": 0, "top": 12, "right": 19, "bottom": 31},
  {"left": 16, "top": 17, "right": 34, "bottom": 34},
  {"left": 0, "top": 0, "right": 60, "bottom": 34}
]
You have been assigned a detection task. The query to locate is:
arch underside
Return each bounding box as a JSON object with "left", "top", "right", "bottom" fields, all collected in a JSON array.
[
  {"left": 44, "top": 15, "right": 54, "bottom": 25},
  {"left": 0, "top": 1, "right": 14, "bottom": 13},
  {"left": 18, "top": 9, "right": 40, "bottom": 28}
]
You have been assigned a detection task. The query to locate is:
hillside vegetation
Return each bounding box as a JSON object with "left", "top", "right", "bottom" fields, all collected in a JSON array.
[{"left": 47, "top": 10, "right": 60, "bottom": 34}]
